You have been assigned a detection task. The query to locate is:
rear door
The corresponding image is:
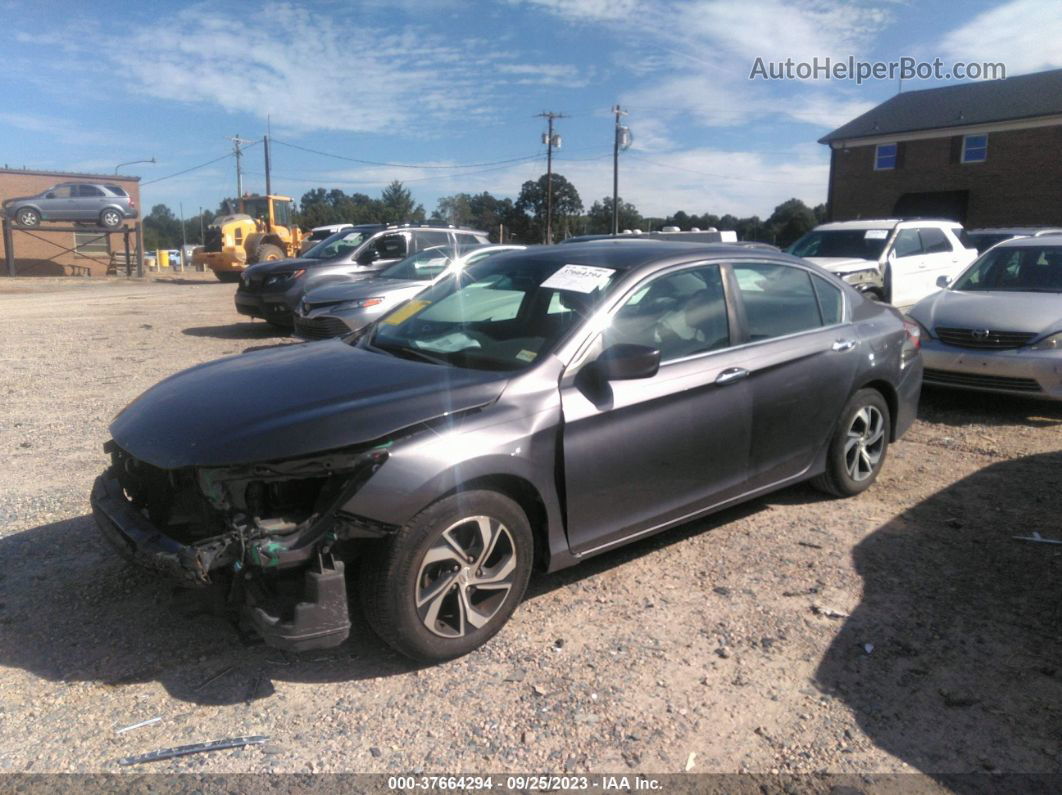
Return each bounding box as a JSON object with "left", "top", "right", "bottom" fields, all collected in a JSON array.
[
  {"left": 76, "top": 184, "right": 107, "bottom": 221},
  {"left": 887, "top": 228, "right": 927, "bottom": 306},
  {"left": 918, "top": 226, "right": 959, "bottom": 294},
  {"left": 727, "top": 261, "right": 860, "bottom": 488}
]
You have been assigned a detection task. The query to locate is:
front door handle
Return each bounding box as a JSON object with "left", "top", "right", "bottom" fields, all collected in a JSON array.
[
  {"left": 715, "top": 367, "right": 749, "bottom": 385},
  {"left": 832, "top": 339, "right": 857, "bottom": 352}
]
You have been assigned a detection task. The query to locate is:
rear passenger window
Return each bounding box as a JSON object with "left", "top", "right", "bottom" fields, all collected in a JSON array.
[
  {"left": 811, "top": 275, "right": 843, "bottom": 325},
  {"left": 456, "top": 232, "right": 487, "bottom": 246},
  {"left": 414, "top": 230, "right": 450, "bottom": 251},
  {"left": 920, "top": 227, "right": 952, "bottom": 254},
  {"left": 76, "top": 185, "right": 105, "bottom": 197},
  {"left": 732, "top": 263, "right": 824, "bottom": 341}
]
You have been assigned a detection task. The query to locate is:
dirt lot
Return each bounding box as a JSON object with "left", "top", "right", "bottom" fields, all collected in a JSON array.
[{"left": 0, "top": 275, "right": 1058, "bottom": 784}]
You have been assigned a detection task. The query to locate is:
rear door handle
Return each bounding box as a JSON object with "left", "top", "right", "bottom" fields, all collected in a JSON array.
[
  {"left": 715, "top": 367, "right": 749, "bottom": 385},
  {"left": 832, "top": 339, "right": 857, "bottom": 352}
]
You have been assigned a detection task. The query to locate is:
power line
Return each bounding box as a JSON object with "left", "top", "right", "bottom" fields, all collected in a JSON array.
[
  {"left": 271, "top": 138, "right": 545, "bottom": 170},
  {"left": 141, "top": 140, "right": 260, "bottom": 187}
]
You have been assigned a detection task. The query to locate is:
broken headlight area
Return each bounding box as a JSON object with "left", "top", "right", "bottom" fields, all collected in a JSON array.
[
  {"left": 94, "top": 442, "right": 394, "bottom": 651},
  {"left": 101, "top": 440, "right": 392, "bottom": 581}
]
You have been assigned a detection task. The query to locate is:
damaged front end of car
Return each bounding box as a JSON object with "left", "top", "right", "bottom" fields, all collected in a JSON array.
[{"left": 90, "top": 440, "right": 394, "bottom": 652}]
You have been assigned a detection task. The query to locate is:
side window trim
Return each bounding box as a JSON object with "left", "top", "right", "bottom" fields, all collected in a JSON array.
[{"left": 725, "top": 259, "right": 849, "bottom": 349}]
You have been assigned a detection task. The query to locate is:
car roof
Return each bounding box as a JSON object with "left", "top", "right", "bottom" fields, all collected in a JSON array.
[
  {"left": 488, "top": 240, "right": 798, "bottom": 273},
  {"left": 815, "top": 219, "right": 961, "bottom": 231},
  {"left": 990, "top": 234, "right": 1062, "bottom": 247},
  {"left": 967, "top": 227, "right": 1062, "bottom": 235}
]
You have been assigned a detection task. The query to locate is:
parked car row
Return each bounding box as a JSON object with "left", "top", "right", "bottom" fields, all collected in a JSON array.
[{"left": 93, "top": 239, "right": 923, "bottom": 662}]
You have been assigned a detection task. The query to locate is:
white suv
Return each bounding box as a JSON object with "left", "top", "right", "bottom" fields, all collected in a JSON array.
[{"left": 788, "top": 219, "right": 977, "bottom": 307}]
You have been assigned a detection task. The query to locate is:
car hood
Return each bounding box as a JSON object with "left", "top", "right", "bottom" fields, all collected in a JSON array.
[
  {"left": 910, "top": 289, "right": 1062, "bottom": 335},
  {"left": 304, "top": 278, "right": 426, "bottom": 307},
  {"left": 110, "top": 341, "right": 510, "bottom": 469},
  {"left": 804, "top": 256, "right": 880, "bottom": 275},
  {"left": 243, "top": 257, "right": 315, "bottom": 278}
]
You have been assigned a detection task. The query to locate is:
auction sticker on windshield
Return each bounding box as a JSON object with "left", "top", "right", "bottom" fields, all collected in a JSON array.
[
  {"left": 865, "top": 229, "right": 889, "bottom": 240},
  {"left": 383, "top": 299, "right": 431, "bottom": 325},
  {"left": 541, "top": 264, "right": 615, "bottom": 293}
]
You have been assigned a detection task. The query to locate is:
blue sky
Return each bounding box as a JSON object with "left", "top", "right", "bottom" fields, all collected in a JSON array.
[{"left": 2, "top": 0, "right": 1059, "bottom": 221}]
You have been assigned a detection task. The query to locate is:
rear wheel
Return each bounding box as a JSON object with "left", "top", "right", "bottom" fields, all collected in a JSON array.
[
  {"left": 254, "top": 243, "right": 284, "bottom": 263},
  {"left": 99, "top": 208, "right": 123, "bottom": 228},
  {"left": 811, "top": 388, "right": 890, "bottom": 498},
  {"left": 15, "top": 207, "right": 40, "bottom": 227},
  {"left": 359, "top": 490, "right": 533, "bottom": 662}
]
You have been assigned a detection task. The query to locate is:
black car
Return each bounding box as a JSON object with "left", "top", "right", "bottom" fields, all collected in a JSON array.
[
  {"left": 235, "top": 224, "right": 489, "bottom": 327},
  {"left": 92, "top": 241, "right": 922, "bottom": 662}
]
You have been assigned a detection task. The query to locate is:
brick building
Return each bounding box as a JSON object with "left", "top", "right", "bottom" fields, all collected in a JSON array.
[
  {"left": 820, "top": 68, "right": 1062, "bottom": 227},
  {"left": 0, "top": 168, "right": 141, "bottom": 276}
]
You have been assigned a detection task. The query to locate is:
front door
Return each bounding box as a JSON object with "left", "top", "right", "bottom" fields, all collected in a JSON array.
[
  {"left": 560, "top": 263, "right": 752, "bottom": 555},
  {"left": 888, "top": 228, "right": 927, "bottom": 306}
]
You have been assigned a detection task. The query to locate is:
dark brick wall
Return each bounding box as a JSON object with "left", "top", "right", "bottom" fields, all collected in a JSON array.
[
  {"left": 827, "top": 124, "right": 1062, "bottom": 227},
  {"left": 0, "top": 170, "right": 141, "bottom": 276}
]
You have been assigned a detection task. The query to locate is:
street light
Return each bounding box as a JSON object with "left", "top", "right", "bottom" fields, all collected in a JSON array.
[{"left": 114, "top": 157, "right": 156, "bottom": 175}]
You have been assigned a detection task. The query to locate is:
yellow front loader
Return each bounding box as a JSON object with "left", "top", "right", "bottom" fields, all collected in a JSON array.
[{"left": 193, "top": 195, "right": 304, "bottom": 282}]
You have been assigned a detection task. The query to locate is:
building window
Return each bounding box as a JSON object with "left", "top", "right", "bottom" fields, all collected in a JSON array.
[
  {"left": 73, "top": 230, "right": 110, "bottom": 257},
  {"left": 874, "top": 143, "right": 897, "bottom": 170},
  {"left": 962, "top": 134, "right": 988, "bottom": 163}
]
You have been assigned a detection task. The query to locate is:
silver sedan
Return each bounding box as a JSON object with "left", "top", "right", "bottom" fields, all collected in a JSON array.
[
  {"left": 908, "top": 235, "right": 1062, "bottom": 399},
  {"left": 294, "top": 244, "right": 525, "bottom": 340}
]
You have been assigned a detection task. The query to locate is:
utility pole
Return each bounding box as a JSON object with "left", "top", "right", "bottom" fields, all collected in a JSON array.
[
  {"left": 179, "top": 201, "right": 187, "bottom": 269},
  {"left": 611, "top": 104, "right": 628, "bottom": 235},
  {"left": 229, "top": 134, "right": 255, "bottom": 198},
  {"left": 264, "top": 115, "right": 273, "bottom": 198},
  {"left": 199, "top": 206, "right": 205, "bottom": 245},
  {"left": 536, "top": 111, "right": 567, "bottom": 244}
]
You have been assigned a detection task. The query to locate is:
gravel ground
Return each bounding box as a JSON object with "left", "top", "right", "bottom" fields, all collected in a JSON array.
[{"left": 0, "top": 275, "right": 1058, "bottom": 783}]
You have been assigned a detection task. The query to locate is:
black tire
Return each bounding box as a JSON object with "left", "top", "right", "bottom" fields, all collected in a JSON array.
[
  {"left": 99, "top": 208, "right": 123, "bottom": 228},
  {"left": 359, "top": 490, "right": 533, "bottom": 662},
  {"left": 882, "top": 265, "right": 893, "bottom": 304},
  {"left": 15, "top": 207, "right": 40, "bottom": 227},
  {"left": 254, "top": 243, "right": 285, "bottom": 263},
  {"left": 214, "top": 271, "right": 241, "bottom": 283},
  {"left": 811, "top": 388, "right": 891, "bottom": 498}
]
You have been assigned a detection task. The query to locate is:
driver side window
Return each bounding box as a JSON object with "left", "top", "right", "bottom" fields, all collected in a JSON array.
[{"left": 603, "top": 265, "right": 729, "bottom": 363}]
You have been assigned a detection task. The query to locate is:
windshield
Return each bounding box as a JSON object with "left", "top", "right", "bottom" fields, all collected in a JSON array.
[
  {"left": 788, "top": 229, "right": 890, "bottom": 261},
  {"left": 304, "top": 229, "right": 368, "bottom": 259},
  {"left": 380, "top": 246, "right": 456, "bottom": 281},
  {"left": 952, "top": 245, "right": 1062, "bottom": 292},
  {"left": 241, "top": 198, "right": 269, "bottom": 220},
  {"left": 368, "top": 256, "right": 620, "bottom": 371}
]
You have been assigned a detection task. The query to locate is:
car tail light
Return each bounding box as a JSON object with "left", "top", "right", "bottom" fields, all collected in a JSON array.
[{"left": 903, "top": 317, "right": 922, "bottom": 350}]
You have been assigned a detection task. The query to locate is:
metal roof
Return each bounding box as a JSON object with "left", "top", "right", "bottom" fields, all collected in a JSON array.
[
  {"left": 0, "top": 167, "right": 141, "bottom": 182},
  {"left": 819, "top": 68, "right": 1062, "bottom": 144}
]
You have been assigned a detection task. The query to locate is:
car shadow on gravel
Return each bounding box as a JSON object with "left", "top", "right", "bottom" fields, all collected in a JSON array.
[
  {"left": 183, "top": 323, "right": 290, "bottom": 340},
  {"left": 919, "top": 387, "right": 1062, "bottom": 429},
  {"left": 814, "top": 451, "right": 1062, "bottom": 780}
]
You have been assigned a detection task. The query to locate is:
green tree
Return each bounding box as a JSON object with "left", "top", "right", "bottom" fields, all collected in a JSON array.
[
  {"left": 514, "top": 173, "right": 583, "bottom": 242},
  {"left": 143, "top": 204, "right": 182, "bottom": 250},
  {"left": 379, "top": 180, "right": 424, "bottom": 224},
  {"left": 586, "top": 196, "right": 643, "bottom": 234},
  {"left": 766, "top": 198, "right": 817, "bottom": 247}
]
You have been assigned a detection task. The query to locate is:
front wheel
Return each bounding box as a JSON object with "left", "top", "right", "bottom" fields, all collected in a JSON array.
[
  {"left": 359, "top": 490, "right": 533, "bottom": 662},
  {"left": 811, "top": 388, "right": 890, "bottom": 498},
  {"left": 15, "top": 207, "right": 40, "bottom": 227},
  {"left": 254, "top": 243, "right": 285, "bottom": 263}
]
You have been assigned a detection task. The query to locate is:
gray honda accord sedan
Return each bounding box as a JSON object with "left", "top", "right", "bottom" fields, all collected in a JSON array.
[{"left": 91, "top": 241, "right": 922, "bottom": 662}]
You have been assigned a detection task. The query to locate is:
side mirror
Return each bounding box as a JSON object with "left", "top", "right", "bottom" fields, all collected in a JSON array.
[
  {"left": 936, "top": 275, "right": 950, "bottom": 288},
  {"left": 357, "top": 248, "right": 380, "bottom": 265},
  {"left": 593, "top": 344, "right": 660, "bottom": 380}
]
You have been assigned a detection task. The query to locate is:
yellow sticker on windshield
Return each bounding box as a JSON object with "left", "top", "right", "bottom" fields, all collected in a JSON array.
[{"left": 382, "top": 299, "right": 430, "bottom": 325}]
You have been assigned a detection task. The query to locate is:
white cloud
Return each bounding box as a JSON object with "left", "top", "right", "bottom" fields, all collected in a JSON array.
[{"left": 939, "top": 0, "right": 1062, "bottom": 75}]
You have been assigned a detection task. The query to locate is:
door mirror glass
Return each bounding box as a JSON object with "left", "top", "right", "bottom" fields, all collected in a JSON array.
[
  {"left": 593, "top": 344, "right": 660, "bottom": 380},
  {"left": 936, "top": 274, "right": 950, "bottom": 288}
]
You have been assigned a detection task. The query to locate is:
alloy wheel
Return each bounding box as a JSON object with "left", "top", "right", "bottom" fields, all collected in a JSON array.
[
  {"left": 844, "top": 405, "right": 885, "bottom": 482},
  {"left": 415, "top": 515, "right": 517, "bottom": 638}
]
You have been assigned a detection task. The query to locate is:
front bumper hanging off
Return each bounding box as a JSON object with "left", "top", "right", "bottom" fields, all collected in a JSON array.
[{"left": 90, "top": 471, "right": 370, "bottom": 652}]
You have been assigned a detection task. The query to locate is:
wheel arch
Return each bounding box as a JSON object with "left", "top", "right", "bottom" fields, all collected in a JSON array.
[
  {"left": 856, "top": 378, "right": 900, "bottom": 441},
  {"left": 443, "top": 474, "right": 551, "bottom": 570}
]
